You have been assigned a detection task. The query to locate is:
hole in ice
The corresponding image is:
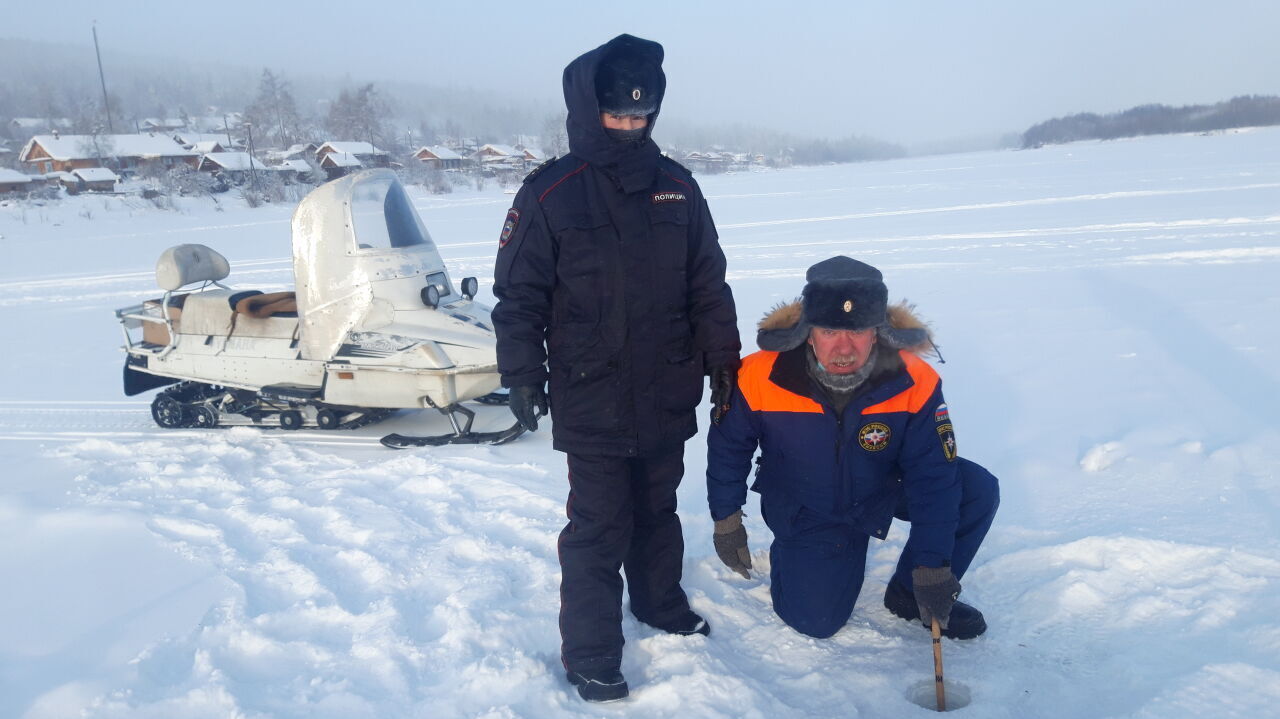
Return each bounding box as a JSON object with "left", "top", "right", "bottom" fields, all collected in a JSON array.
[{"left": 905, "top": 678, "right": 971, "bottom": 711}]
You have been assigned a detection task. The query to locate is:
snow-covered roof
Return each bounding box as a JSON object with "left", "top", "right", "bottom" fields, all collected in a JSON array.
[
  {"left": 320, "top": 152, "right": 363, "bottom": 168},
  {"left": 9, "top": 117, "right": 72, "bottom": 130},
  {"left": 415, "top": 145, "right": 462, "bottom": 161},
  {"left": 278, "top": 159, "right": 312, "bottom": 173},
  {"left": 191, "top": 141, "right": 227, "bottom": 154},
  {"left": 176, "top": 132, "right": 236, "bottom": 148},
  {"left": 21, "top": 134, "right": 197, "bottom": 162},
  {"left": 71, "top": 167, "right": 120, "bottom": 183},
  {"left": 476, "top": 144, "right": 518, "bottom": 157},
  {"left": 318, "top": 141, "right": 386, "bottom": 156},
  {"left": 0, "top": 169, "right": 34, "bottom": 184},
  {"left": 200, "top": 152, "right": 268, "bottom": 171},
  {"left": 521, "top": 148, "right": 544, "bottom": 160}
]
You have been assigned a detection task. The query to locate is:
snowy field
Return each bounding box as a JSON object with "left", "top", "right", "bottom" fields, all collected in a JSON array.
[{"left": 2, "top": 127, "right": 1279, "bottom": 718}]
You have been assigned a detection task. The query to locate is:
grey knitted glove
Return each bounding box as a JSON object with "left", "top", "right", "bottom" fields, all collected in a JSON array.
[
  {"left": 912, "top": 566, "right": 961, "bottom": 629},
  {"left": 713, "top": 510, "right": 752, "bottom": 579}
]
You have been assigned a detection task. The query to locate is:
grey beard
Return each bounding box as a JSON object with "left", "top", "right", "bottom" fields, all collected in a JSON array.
[
  {"left": 604, "top": 127, "right": 646, "bottom": 143},
  {"left": 807, "top": 346, "right": 877, "bottom": 395}
]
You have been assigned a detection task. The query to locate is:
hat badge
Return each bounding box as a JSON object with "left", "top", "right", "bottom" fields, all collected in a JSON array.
[
  {"left": 843, "top": 300, "right": 854, "bottom": 312},
  {"left": 632, "top": 88, "right": 642, "bottom": 101}
]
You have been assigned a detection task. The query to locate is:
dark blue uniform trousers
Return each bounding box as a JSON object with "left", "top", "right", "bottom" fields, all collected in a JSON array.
[
  {"left": 762, "top": 458, "right": 1000, "bottom": 639},
  {"left": 558, "top": 447, "right": 692, "bottom": 672}
]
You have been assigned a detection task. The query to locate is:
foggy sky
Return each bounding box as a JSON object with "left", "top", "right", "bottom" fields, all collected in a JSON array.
[{"left": 5, "top": 0, "right": 1279, "bottom": 144}]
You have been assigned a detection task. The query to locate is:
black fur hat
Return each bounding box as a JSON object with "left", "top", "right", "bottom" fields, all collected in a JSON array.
[
  {"left": 595, "top": 36, "right": 662, "bottom": 116},
  {"left": 801, "top": 256, "right": 888, "bottom": 330},
  {"left": 755, "top": 256, "right": 934, "bottom": 353}
]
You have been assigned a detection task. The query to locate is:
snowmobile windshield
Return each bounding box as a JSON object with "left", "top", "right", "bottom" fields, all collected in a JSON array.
[{"left": 347, "top": 175, "right": 436, "bottom": 252}]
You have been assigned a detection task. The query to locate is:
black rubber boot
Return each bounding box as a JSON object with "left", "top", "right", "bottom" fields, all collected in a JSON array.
[
  {"left": 566, "top": 668, "right": 629, "bottom": 702},
  {"left": 884, "top": 579, "right": 987, "bottom": 639},
  {"left": 653, "top": 609, "right": 711, "bottom": 637}
]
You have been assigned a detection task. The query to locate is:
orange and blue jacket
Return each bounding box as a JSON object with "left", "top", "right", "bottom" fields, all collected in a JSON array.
[{"left": 707, "top": 343, "right": 961, "bottom": 567}]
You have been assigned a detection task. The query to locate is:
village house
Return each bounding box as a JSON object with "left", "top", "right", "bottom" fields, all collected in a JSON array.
[
  {"left": 19, "top": 134, "right": 198, "bottom": 175},
  {"left": 412, "top": 145, "right": 464, "bottom": 170},
  {"left": 318, "top": 152, "right": 363, "bottom": 180},
  {"left": 59, "top": 167, "right": 120, "bottom": 194},
  {"left": 197, "top": 152, "right": 270, "bottom": 183},
  {"left": 315, "top": 141, "right": 389, "bottom": 169},
  {"left": 0, "top": 168, "right": 36, "bottom": 194},
  {"left": 174, "top": 132, "right": 239, "bottom": 151},
  {"left": 265, "top": 143, "right": 319, "bottom": 167}
]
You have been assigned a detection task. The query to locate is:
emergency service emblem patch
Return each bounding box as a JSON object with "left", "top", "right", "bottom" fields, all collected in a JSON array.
[
  {"left": 934, "top": 403, "right": 949, "bottom": 423},
  {"left": 499, "top": 208, "right": 520, "bottom": 248},
  {"left": 937, "top": 423, "right": 957, "bottom": 461},
  {"left": 652, "top": 191, "right": 686, "bottom": 203},
  {"left": 858, "top": 422, "right": 892, "bottom": 451}
]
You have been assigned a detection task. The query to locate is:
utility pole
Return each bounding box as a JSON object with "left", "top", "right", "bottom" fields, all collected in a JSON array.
[
  {"left": 92, "top": 23, "right": 114, "bottom": 133},
  {"left": 244, "top": 122, "right": 259, "bottom": 191},
  {"left": 223, "top": 114, "right": 233, "bottom": 148}
]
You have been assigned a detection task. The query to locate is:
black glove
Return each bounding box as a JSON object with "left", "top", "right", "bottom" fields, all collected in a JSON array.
[
  {"left": 712, "top": 510, "right": 752, "bottom": 579},
  {"left": 912, "top": 566, "right": 961, "bottom": 629},
  {"left": 709, "top": 362, "right": 739, "bottom": 425},
  {"left": 508, "top": 383, "right": 547, "bottom": 432}
]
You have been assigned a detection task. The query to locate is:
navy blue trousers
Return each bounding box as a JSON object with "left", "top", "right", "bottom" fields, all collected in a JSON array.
[
  {"left": 558, "top": 447, "right": 692, "bottom": 672},
  {"left": 762, "top": 458, "right": 999, "bottom": 639}
]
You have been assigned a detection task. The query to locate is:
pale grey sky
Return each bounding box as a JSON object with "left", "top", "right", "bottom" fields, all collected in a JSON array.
[{"left": 5, "top": 0, "right": 1278, "bottom": 143}]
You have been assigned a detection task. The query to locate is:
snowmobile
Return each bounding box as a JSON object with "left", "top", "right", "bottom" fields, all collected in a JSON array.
[{"left": 113, "top": 169, "right": 523, "bottom": 449}]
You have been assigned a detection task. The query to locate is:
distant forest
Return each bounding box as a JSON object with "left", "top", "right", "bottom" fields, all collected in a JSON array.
[{"left": 1022, "top": 95, "right": 1280, "bottom": 148}]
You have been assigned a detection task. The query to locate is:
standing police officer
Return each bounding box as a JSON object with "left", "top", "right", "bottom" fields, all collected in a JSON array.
[{"left": 492, "top": 34, "right": 741, "bottom": 702}]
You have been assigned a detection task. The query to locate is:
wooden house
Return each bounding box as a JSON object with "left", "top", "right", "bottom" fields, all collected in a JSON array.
[
  {"left": 412, "top": 145, "right": 464, "bottom": 170},
  {"left": 20, "top": 134, "right": 198, "bottom": 175},
  {"left": 0, "top": 169, "right": 35, "bottom": 194}
]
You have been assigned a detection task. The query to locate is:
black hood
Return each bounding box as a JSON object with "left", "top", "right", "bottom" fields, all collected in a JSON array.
[{"left": 562, "top": 34, "right": 666, "bottom": 193}]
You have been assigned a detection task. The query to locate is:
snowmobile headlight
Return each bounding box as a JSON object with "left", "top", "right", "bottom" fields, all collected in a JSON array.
[
  {"left": 421, "top": 284, "right": 442, "bottom": 309},
  {"left": 461, "top": 277, "right": 478, "bottom": 299}
]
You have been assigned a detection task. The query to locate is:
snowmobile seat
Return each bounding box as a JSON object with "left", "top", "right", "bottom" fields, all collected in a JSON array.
[
  {"left": 178, "top": 289, "right": 237, "bottom": 336},
  {"left": 226, "top": 290, "right": 300, "bottom": 340}
]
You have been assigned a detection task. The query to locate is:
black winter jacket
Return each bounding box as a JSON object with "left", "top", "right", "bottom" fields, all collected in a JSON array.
[{"left": 492, "top": 34, "right": 740, "bottom": 456}]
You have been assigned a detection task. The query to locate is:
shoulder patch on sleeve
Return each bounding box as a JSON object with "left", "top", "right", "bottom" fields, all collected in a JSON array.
[
  {"left": 499, "top": 208, "right": 520, "bottom": 248},
  {"left": 522, "top": 156, "right": 557, "bottom": 184}
]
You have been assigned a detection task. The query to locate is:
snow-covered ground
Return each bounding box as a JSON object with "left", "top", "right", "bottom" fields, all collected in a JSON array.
[{"left": 3, "top": 128, "right": 1279, "bottom": 718}]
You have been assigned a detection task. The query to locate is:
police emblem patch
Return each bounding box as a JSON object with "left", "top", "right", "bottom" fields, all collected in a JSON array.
[
  {"left": 499, "top": 208, "right": 520, "bottom": 248},
  {"left": 937, "top": 423, "right": 957, "bottom": 461},
  {"left": 934, "top": 403, "right": 949, "bottom": 423},
  {"left": 858, "top": 422, "right": 891, "bottom": 451},
  {"left": 652, "top": 191, "right": 686, "bottom": 203}
]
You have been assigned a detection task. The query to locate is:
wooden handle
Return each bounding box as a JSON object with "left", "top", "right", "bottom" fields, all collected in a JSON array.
[{"left": 932, "top": 617, "right": 946, "bottom": 712}]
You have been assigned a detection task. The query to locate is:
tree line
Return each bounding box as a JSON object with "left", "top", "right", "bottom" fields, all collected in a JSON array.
[{"left": 1022, "top": 95, "right": 1280, "bottom": 148}]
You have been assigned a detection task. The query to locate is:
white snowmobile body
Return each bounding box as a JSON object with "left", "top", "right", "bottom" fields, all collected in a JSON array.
[{"left": 116, "top": 170, "right": 508, "bottom": 439}]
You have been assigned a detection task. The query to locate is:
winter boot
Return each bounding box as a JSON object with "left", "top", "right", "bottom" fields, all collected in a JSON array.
[
  {"left": 566, "top": 667, "right": 629, "bottom": 702},
  {"left": 653, "top": 609, "right": 711, "bottom": 637},
  {"left": 884, "top": 578, "right": 987, "bottom": 639}
]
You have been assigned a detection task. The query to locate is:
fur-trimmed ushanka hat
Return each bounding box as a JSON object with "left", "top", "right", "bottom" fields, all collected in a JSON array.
[
  {"left": 756, "top": 256, "right": 935, "bottom": 354},
  {"left": 594, "top": 36, "right": 662, "bottom": 116}
]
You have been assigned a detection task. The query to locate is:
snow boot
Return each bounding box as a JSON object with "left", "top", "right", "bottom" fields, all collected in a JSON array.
[
  {"left": 654, "top": 610, "right": 711, "bottom": 637},
  {"left": 884, "top": 578, "right": 987, "bottom": 639},
  {"left": 566, "top": 668, "right": 629, "bottom": 702}
]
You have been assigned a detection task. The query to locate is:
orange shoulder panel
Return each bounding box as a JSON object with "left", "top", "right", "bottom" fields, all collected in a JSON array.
[
  {"left": 738, "top": 351, "right": 824, "bottom": 414},
  {"left": 861, "top": 351, "right": 939, "bottom": 415}
]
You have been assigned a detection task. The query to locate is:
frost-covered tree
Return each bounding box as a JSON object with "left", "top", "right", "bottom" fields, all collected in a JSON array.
[
  {"left": 245, "top": 69, "right": 304, "bottom": 149},
  {"left": 325, "top": 83, "right": 389, "bottom": 145},
  {"left": 540, "top": 112, "right": 567, "bottom": 158}
]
